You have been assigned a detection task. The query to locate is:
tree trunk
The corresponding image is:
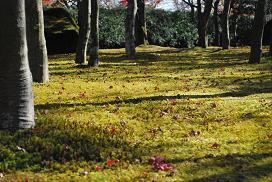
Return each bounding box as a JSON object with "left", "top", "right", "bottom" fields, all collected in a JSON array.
[
  {"left": 0, "top": 0, "right": 35, "bottom": 129},
  {"left": 249, "top": 0, "right": 267, "bottom": 64},
  {"left": 270, "top": 35, "right": 272, "bottom": 56},
  {"left": 75, "top": 0, "right": 91, "bottom": 65},
  {"left": 88, "top": 0, "right": 99, "bottom": 67},
  {"left": 221, "top": 0, "right": 232, "bottom": 49},
  {"left": 198, "top": 21, "right": 208, "bottom": 48},
  {"left": 190, "top": 5, "right": 195, "bottom": 23},
  {"left": 135, "top": 0, "right": 147, "bottom": 46},
  {"left": 232, "top": 15, "right": 238, "bottom": 47},
  {"left": 125, "top": 0, "right": 138, "bottom": 57},
  {"left": 213, "top": 0, "right": 220, "bottom": 46},
  {"left": 197, "top": 0, "right": 213, "bottom": 48},
  {"left": 25, "top": 0, "right": 49, "bottom": 83}
]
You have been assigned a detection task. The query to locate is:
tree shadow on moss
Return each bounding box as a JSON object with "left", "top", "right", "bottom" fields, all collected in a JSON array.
[
  {"left": 35, "top": 77, "right": 272, "bottom": 110},
  {"left": 163, "top": 152, "right": 272, "bottom": 182}
]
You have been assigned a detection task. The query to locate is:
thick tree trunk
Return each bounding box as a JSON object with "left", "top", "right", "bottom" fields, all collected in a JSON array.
[
  {"left": 198, "top": 22, "right": 208, "bottom": 48},
  {"left": 125, "top": 0, "right": 138, "bottom": 57},
  {"left": 221, "top": 0, "right": 232, "bottom": 49},
  {"left": 197, "top": 0, "right": 213, "bottom": 48},
  {"left": 25, "top": 0, "right": 49, "bottom": 83},
  {"left": 0, "top": 0, "right": 35, "bottom": 129},
  {"left": 249, "top": 0, "right": 267, "bottom": 64},
  {"left": 135, "top": 0, "right": 147, "bottom": 46},
  {"left": 88, "top": 0, "right": 99, "bottom": 67},
  {"left": 75, "top": 0, "right": 91, "bottom": 65},
  {"left": 213, "top": 0, "right": 220, "bottom": 46}
]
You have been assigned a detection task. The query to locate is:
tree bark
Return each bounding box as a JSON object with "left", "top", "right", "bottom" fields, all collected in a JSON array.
[
  {"left": 0, "top": 0, "right": 35, "bottom": 129},
  {"left": 75, "top": 0, "right": 91, "bottom": 65},
  {"left": 190, "top": 4, "right": 195, "bottom": 23},
  {"left": 269, "top": 33, "right": 272, "bottom": 57},
  {"left": 221, "top": 0, "right": 232, "bottom": 49},
  {"left": 249, "top": 0, "right": 267, "bottom": 64},
  {"left": 88, "top": 0, "right": 99, "bottom": 67},
  {"left": 25, "top": 0, "right": 49, "bottom": 83},
  {"left": 213, "top": 0, "right": 220, "bottom": 46},
  {"left": 135, "top": 0, "right": 147, "bottom": 46},
  {"left": 197, "top": 0, "right": 213, "bottom": 48},
  {"left": 232, "top": 15, "right": 238, "bottom": 47},
  {"left": 125, "top": 0, "right": 138, "bottom": 57}
]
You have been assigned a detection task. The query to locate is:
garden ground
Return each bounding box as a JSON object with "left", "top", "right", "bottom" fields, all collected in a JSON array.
[{"left": 0, "top": 45, "right": 272, "bottom": 181}]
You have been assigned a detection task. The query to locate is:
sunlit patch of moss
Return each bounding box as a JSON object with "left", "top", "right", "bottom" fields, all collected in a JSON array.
[{"left": 1, "top": 46, "right": 272, "bottom": 181}]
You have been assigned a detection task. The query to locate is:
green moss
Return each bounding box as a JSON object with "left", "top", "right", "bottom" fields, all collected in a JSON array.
[{"left": 0, "top": 46, "right": 271, "bottom": 181}]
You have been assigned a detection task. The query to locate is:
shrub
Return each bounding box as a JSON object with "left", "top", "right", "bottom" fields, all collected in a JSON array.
[
  {"left": 146, "top": 9, "right": 198, "bottom": 48},
  {"left": 99, "top": 8, "right": 126, "bottom": 48},
  {"left": 99, "top": 8, "right": 198, "bottom": 48}
]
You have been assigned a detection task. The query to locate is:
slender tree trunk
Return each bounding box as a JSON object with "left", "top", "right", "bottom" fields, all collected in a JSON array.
[
  {"left": 249, "top": 0, "right": 267, "bottom": 64},
  {"left": 190, "top": 5, "right": 195, "bottom": 23},
  {"left": 270, "top": 35, "right": 272, "bottom": 56},
  {"left": 213, "top": 0, "right": 220, "bottom": 46},
  {"left": 232, "top": 14, "right": 238, "bottom": 47},
  {"left": 25, "top": 0, "right": 49, "bottom": 83},
  {"left": 197, "top": 0, "right": 213, "bottom": 48},
  {"left": 75, "top": 0, "right": 91, "bottom": 65},
  {"left": 88, "top": 0, "right": 99, "bottom": 67},
  {"left": 0, "top": 0, "right": 35, "bottom": 129},
  {"left": 125, "top": 0, "right": 138, "bottom": 57},
  {"left": 221, "top": 0, "right": 232, "bottom": 49},
  {"left": 135, "top": 0, "right": 147, "bottom": 46}
]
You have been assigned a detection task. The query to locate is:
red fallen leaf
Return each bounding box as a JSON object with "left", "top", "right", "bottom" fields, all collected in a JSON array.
[
  {"left": 170, "top": 100, "right": 177, "bottom": 106},
  {"left": 95, "top": 165, "right": 102, "bottom": 171},
  {"left": 31, "top": 128, "right": 38, "bottom": 134},
  {"left": 143, "top": 171, "right": 149, "bottom": 177},
  {"left": 211, "top": 102, "right": 218, "bottom": 108},
  {"left": 25, "top": 176, "right": 29, "bottom": 182},
  {"left": 106, "top": 159, "right": 113, "bottom": 167},
  {"left": 159, "top": 163, "right": 173, "bottom": 171},
  {"left": 79, "top": 92, "right": 86, "bottom": 97},
  {"left": 109, "top": 126, "right": 117, "bottom": 135},
  {"left": 211, "top": 143, "right": 220, "bottom": 149}
]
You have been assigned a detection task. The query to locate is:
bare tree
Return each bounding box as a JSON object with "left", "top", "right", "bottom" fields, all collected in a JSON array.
[
  {"left": 179, "top": 0, "right": 197, "bottom": 22},
  {"left": 213, "top": 0, "right": 221, "bottom": 46},
  {"left": 75, "top": 0, "right": 91, "bottom": 65},
  {"left": 269, "top": 22, "right": 272, "bottom": 56},
  {"left": 125, "top": 0, "right": 138, "bottom": 57},
  {"left": 249, "top": 0, "right": 267, "bottom": 64},
  {"left": 88, "top": 0, "right": 100, "bottom": 67},
  {"left": 197, "top": 0, "right": 213, "bottom": 48},
  {"left": 221, "top": 0, "right": 232, "bottom": 49},
  {"left": 135, "top": 0, "right": 148, "bottom": 45}
]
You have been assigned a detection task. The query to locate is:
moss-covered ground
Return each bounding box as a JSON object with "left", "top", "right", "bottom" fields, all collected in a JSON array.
[{"left": 0, "top": 46, "right": 272, "bottom": 181}]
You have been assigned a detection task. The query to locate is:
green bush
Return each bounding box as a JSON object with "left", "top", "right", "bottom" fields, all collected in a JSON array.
[
  {"left": 99, "top": 8, "right": 126, "bottom": 48},
  {"left": 99, "top": 8, "right": 198, "bottom": 48},
  {"left": 146, "top": 9, "right": 198, "bottom": 48}
]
